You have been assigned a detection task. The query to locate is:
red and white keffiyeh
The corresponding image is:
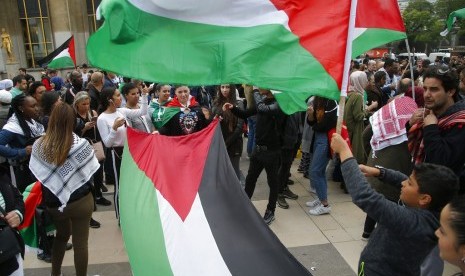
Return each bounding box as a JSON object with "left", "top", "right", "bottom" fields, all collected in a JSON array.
[{"left": 370, "top": 97, "right": 418, "bottom": 156}]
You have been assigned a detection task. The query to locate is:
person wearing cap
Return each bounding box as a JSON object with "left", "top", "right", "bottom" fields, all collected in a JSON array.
[{"left": 0, "top": 89, "right": 12, "bottom": 129}]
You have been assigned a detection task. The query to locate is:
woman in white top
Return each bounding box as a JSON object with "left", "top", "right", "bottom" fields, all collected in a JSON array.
[{"left": 97, "top": 86, "right": 148, "bottom": 219}]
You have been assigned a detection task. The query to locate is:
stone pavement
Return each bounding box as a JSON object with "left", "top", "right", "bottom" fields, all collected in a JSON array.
[{"left": 23, "top": 141, "right": 460, "bottom": 276}]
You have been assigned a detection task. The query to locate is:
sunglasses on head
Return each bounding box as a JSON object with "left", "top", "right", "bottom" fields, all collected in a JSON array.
[{"left": 436, "top": 66, "right": 450, "bottom": 75}]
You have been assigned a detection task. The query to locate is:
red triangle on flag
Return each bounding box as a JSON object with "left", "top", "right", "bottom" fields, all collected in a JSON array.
[
  {"left": 270, "top": 0, "right": 351, "bottom": 89},
  {"left": 126, "top": 121, "right": 218, "bottom": 221}
]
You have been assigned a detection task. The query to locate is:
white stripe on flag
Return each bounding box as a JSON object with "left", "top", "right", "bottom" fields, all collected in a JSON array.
[
  {"left": 157, "top": 191, "right": 232, "bottom": 275},
  {"left": 353, "top": 27, "right": 367, "bottom": 40},
  {"left": 128, "top": 0, "right": 290, "bottom": 29}
]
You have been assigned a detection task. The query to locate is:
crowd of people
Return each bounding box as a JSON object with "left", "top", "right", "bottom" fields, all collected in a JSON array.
[{"left": 0, "top": 54, "right": 465, "bottom": 276}]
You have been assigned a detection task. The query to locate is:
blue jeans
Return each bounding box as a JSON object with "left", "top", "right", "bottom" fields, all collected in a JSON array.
[
  {"left": 309, "top": 132, "right": 330, "bottom": 202},
  {"left": 247, "top": 117, "right": 256, "bottom": 155}
]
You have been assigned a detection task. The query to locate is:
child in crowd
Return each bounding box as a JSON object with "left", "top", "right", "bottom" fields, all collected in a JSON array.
[{"left": 330, "top": 133, "right": 459, "bottom": 276}]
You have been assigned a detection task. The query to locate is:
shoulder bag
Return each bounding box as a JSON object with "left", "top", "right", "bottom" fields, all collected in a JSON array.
[{"left": 88, "top": 112, "right": 105, "bottom": 162}]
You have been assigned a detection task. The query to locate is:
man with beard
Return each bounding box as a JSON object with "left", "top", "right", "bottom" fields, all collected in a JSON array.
[
  {"left": 407, "top": 65, "right": 465, "bottom": 276},
  {"left": 63, "top": 70, "right": 83, "bottom": 105}
]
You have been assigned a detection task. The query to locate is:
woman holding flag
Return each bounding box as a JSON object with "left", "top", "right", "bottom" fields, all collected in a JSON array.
[
  {"left": 97, "top": 86, "right": 148, "bottom": 220},
  {"left": 158, "top": 85, "right": 211, "bottom": 136}
]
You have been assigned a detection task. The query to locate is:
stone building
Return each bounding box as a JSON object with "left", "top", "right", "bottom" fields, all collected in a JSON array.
[{"left": 0, "top": 0, "right": 101, "bottom": 78}]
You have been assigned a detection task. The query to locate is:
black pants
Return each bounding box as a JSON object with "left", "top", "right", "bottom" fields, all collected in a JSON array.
[
  {"left": 111, "top": 147, "right": 123, "bottom": 220},
  {"left": 278, "top": 149, "right": 294, "bottom": 193},
  {"left": 92, "top": 163, "right": 104, "bottom": 198},
  {"left": 245, "top": 149, "right": 281, "bottom": 212},
  {"left": 104, "top": 148, "right": 116, "bottom": 185}
]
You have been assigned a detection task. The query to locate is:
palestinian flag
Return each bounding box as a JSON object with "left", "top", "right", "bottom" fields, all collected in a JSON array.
[
  {"left": 120, "top": 120, "right": 311, "bottom": 275},
  {"left": 38, "top": 36, "right": 76, "bottom": 69},
  {"left": 87, "top": 0, "right": 353, "bottom": 114},
  {"left": 441, "top": 8, "right": 465, "bottom": 36},
  {"left": 18, "top": 182, "right": 45, "bottom": 250},
  {"left": 352, "top": 0, "right": 406, "bottom": 58}
]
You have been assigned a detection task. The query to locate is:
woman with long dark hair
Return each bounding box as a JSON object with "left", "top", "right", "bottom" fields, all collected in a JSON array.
[
  {"left": 29, "top": 103, "right": 99, "bottom": 276},
  {"left": 39, "top": 91, "right": 61, "bottom": 130},
  {"left": 212, "top": 84, "right": 244, "bottom": 183},
  {"left": 97, "top": 86, "right": 148, "bottom": 219},
  {"left": 0, "top": 94, "right": 44, "bottom": 192}
]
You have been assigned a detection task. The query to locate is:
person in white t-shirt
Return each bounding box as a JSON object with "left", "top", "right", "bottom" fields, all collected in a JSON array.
[{"left": 97, "top": 86, "right": 148, "bottom": 219}]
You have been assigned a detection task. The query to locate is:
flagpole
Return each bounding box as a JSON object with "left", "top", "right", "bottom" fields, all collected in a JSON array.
[
  {"left": 336, "top": 0, "right": 358, "bottom": 134},
  {"left": 404, "top": 38, "right": 415, "bottom": 101}
]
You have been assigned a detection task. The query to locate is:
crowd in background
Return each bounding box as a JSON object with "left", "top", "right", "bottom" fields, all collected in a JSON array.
[{"left": 1, "top": 52, "right": 465, "bottom": 275}]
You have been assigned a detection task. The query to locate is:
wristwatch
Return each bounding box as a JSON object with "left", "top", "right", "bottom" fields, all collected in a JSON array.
[{"left": 374, "top": 165, "right": 386, "bottom": 179}]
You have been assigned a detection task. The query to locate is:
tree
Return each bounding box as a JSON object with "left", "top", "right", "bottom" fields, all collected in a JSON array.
[
  {"left": 403, "top": 0, "right": 442, "bottom": 52},
  {"left": 435, "top": 0, "right": 465, "bottom": 45}
]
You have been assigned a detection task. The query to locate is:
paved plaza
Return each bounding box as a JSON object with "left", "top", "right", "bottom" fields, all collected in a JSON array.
[{"left": 23, "top": 139, "right": 460, "bottom": 275}]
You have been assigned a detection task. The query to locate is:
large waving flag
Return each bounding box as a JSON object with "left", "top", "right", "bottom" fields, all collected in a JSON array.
[
  {"left": 441, "top": 8, "right": 465, "bottom": 36},
  {"left": 87, "top": 0, "right": 352, "bottom": 114},
  {"left": 352, "top": 0, "right": 406, "bottom": 58},
  {"left": 119, "top": 120, "right": 311, "bottom": 275},
  {"left": 38, "top": 36, "right": 76, "bottom": 69}
]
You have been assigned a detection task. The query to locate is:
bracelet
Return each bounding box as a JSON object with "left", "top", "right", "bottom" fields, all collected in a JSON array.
[{"left": 374, "top": 165, "right": 385, "bottom": 179}]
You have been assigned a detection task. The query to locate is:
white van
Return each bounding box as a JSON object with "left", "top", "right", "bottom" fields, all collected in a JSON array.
[
  {"left": 397, "top": 53, "right": 428, "bottom": 61},
  {"left": 428, "top": 52, "right": 450, "bottom": 62}
]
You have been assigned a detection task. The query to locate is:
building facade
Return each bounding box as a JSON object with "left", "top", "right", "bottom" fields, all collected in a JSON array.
[{"left": 0, "top": 0, "right": 101, "bottom": 77}]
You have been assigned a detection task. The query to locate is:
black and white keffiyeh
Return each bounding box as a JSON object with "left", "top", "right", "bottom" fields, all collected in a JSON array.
[
  {"left": 3, "top": 113, "right": 44, "bottom": 137},
  {"left": 29, "top": 133, "right": 99, "bottom": 211}
]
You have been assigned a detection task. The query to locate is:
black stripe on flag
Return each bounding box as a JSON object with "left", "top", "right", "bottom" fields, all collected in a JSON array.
[
  {"left": 37, "top": 36, "right": 73, "bottom": 68},
  {"left": 198, "top": 126, "right": 312, "bottom": 275}
]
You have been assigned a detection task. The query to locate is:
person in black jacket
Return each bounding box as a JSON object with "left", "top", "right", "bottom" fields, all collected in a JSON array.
[
  {"left": 0, "top": 167, "right": 25, "bottom": 276},
  {"left": 212, "top": 84, "right": 245, "bottom": 186},
  {"left": 224, "top": 86, "right": 285, "bottom": 225}
]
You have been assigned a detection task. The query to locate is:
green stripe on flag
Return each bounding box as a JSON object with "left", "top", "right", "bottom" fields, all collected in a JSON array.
[
  {"left": 47, "top": 56, "right": 75, "bottom": 69},
  {"left": 352, "top": 29, "right": 406, "bottom": 58},
  {"left": 87, "top": 0, "right": 340, "bottom": 114},
  {"left": 120, "top": 144, "right": 173, "bottom": 276}
]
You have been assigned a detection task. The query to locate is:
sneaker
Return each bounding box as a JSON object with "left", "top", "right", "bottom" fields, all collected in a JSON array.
[
  {"left": 297, "top": 168, "right": 305, "bottom": 173},
  {"left": 305, "top": 199, "right": 321, "bottom": 208},
  {"left": 309, "top": 187, "right": 317, "bottom": 194},
  {"left": 263, "top": 209, "right": 275, "bottom": 225},
  {"left": 361, "top": 231, "right": 371, "bottom": 241},
  {"left": 277, "top": 195, "right": 289, "bottom": 209},
  {"left": 287, "top": 179, "right": 294, "bottom": 185},
  {"left": 309, "top": 205, "right": 331, "bottom": 216},
  {"left": 90, "top": 218, "right": 101, "bottom": 229},
  {"left": 37, "top": 252, "right": 51, "bottom": 263},
  {"left": 96, "top": 197, "right": 112, "bottom": 206},
  {"left": 101, "top": 185, "right": 108, "bottom": 193},
  {"left": 65, "top": 242, "right": 73, "bottom": 251},
  {"left": 282, "top": 188, "right": 298, "bottom": 200}
]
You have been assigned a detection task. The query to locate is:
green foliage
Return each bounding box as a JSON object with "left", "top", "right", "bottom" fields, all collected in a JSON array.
[{"left": 402, "top": 0, "right": 465, "bottom": 51}]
